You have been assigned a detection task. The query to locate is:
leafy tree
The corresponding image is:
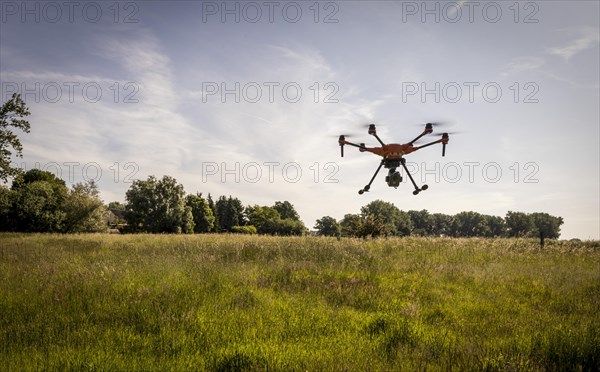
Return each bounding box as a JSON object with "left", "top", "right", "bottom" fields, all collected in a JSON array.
[
  {"left": 246, "top": 205, "right": 280, "bottom": 233},
  {"left": 314, "top": 216, "right": 341, "bottom": 237},
  {"left": 1, "top": 94, "right": 31, "bottom": 182},
  {"left": 263, "top": 218, "right": 306, "bottom": 236},
  {"left": 207, "top": 193, "right": 218, "bottom": 232},
  {"left": 530, "top": 212, "right": 563, "bottom": 239},
  {"left": 124, "top": 175, "right": 193, "bottom": 233},
  {"left": 108, "top": 201, "right": 125, "bottom": 211},
  {"left": 430, "top": 213, "right": 452, "bottom": 236},
  {"left": 63, "top": 181, "right": 107, "bottom": 233},
  {"left": 11, "top": 170, "right": 68, "bottom": 232},
  {"left": 505, "top": 211, "right": 534, "bottom": 237},
  {"left": 340, "top": 213, "right": 386, "bottom": 238},
  {"left": 273, "top": 201, "right": 300, "bottom": 221},
  {"left": 215, "top": 196, "right": 244, "bottom": 232},
  {"left": 340, "top": 213, "right": 362, "bottom": 237},
  {"left": 186, "top": 193, "right": 215, "bottom": 233},
  {"left": 451, "top": 211, "right": 490, "bottom": 237},
  {"left": 408, "top": 210, "right": 432, "bottom": 236},
  {"left": 0, "top": 185, "right": 15, "bottom": 231},
  {"left": 396, "top": 210, "right": 413, "bottom": 237},
  {"left": 360, "top": 200, "right": 402, "bottom": 236},
  {"left": 485, "top": 215, "right": 507, "bottom": 237}
]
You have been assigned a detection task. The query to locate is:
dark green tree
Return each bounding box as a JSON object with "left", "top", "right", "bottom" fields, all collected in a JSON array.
[
  {"left": 11, "top": 169, "right": 68, "bottom": 232},
  {"left": 396, "top": 210, "right": 413, "bottom": 236},
  {"left": 485, "top": 215, "right": 507, "bottom": 237},
  {"left": 530, "top": 212, "right": 563, "bottom": 239},
  {"left": 124, "top": 175, "right": 193, "bottom": 233},
  {"left": 505, "top": 211, "right": 534, "bottom": 237},
  {"left": 451, "top": 211, "right": 490, "bottom": 237},
  {"left": 186, "top": 193, "right": 215, "bottom": 233},
  {"left": 430, "top": 213, "right": 453, "bottom": 236},
  {"left": 408, "top": 209, "right": 432, "bottom": 236},
  {"left": 314, "top": 216, "right": 341, "bottom": 237},
  {"left": 207, "top": 193, "right": 218, "bottom": 232},
  {"left": 273, "top": 201, "right": 300, "bottom": 221},
  {"left": 1, "top": 94, "right": 31, "bottom": 182},
  {"left": 215, "top": 196, "right": 244, "bottom": 232},
  {"left": 0, "top": 185, "right": 15, "bottom": 231}
]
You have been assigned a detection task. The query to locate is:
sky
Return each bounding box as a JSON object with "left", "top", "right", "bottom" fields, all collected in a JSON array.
[{"left": 1, "top": 0, "right": 598, "bottom": 239}]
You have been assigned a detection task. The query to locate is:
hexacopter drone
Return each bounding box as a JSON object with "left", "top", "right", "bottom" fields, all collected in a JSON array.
[{"left": 338, "top": 123, "right": 451, "bottom": 195}]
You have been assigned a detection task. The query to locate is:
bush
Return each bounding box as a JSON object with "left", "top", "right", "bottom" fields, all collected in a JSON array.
[{"left": 231, "top": 225, "right": 257, "bottom": 234}]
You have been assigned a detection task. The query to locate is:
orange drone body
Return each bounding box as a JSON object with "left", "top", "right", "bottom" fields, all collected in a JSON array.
[{"left": 338, "top": 123, "right": 450, "bottom": 195}]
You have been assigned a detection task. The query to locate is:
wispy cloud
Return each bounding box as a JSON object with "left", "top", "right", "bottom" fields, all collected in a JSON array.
[{"left": 547, "top": 26, "right": 599, "bottom": 61}]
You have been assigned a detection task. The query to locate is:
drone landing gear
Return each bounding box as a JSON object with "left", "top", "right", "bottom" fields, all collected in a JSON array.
[
  {"left": 400, "top": 158, "right": 428, "bottom": 195},
  {"left": 358, "top": 160, "right": 384, "bottom": 194}
]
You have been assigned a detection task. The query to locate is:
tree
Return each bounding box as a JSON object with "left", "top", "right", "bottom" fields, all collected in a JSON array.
[
  {"left": 215, "top": 196, "right": 244, "bottom": 232},
  {"left": 186, "top": 193, "right": 215, "bottom": 233},
  {"left": 430, "top": 213, "right": 452, "bottom": 236},
  {"left": 1, "top": 94, "right": 31, "bottom": 182},
  {"left": 11, "top": 170, "right": 68, "bottom": 232},
  {"left": 273, "top": 201, "right": 300, "bottom": 221},
  {"left": 246, "top": 205, "right": 280, "bottom": 233},
  {"left": 314, "top": 216, "right": 341, "bottom": 237},
  {"left": 408, "top": 210, "right": 432, "bottom": 236},
  {"left": 0, "top": 185, "right": 15, "bottom": 231},
  {"left": 207, "top": 193, "right": 218, "bottom": 232},
  {"left": 530, "top": 212, "right": 563, "bottom": 240},
  {"left": 361, "top": 200, "right": 402, "bottom": 236},
  {"left": 505, "top": 211, "right": 534, "bottom": 237},
  {"left": 340, "top": 213, "right": 362, "bottom": 237},
  {"left": 63, "top": 181, "right": 107, "bottom": 233},
  {"left": 124, "top": 175, "right": 193, "bottom": 233},
  {"left": 396, "top": 210, "right": 413, "bottom": 236},
  {"left": 485, "top": 215, "right": 506, "bottom": 237},
  {"left": 340, "top": 213, "right": 386, "bottom": 238},
  {"left": 451, "top": 211, "right": 490, "bottom": 237},
  {"left": 264, "top": 218, "right": 306, "bottom": 236}
]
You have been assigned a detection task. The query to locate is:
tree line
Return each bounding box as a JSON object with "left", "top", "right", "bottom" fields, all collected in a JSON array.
[
  {"left": 315, "top": 200, "right": 564, "bottom": 239},
  {"left": 1, "top": 169, "right": 563, "bottom": 239}
]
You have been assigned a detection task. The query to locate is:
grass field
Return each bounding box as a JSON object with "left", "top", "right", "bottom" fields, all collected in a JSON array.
[{"left": 1, "top": 234, "right": 599, "bottom": 371}]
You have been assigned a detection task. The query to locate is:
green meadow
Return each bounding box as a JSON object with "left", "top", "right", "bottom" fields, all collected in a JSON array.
[{"left": 1, "top": 234, "right": 598, "bottom": 371}]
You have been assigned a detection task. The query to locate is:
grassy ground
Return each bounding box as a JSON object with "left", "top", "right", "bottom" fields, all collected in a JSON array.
[{"left": 0, "top": 234, "right": 598, "bottom": 371}]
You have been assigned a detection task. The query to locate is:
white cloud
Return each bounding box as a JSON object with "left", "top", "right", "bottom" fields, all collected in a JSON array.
[{"left": 547, "top": 26, "right": 600, "bottom": 61}]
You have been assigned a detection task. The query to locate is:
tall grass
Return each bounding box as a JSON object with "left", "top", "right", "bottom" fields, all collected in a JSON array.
[{"left": 1, "top": 234, "right": 598, "bottom": 370}]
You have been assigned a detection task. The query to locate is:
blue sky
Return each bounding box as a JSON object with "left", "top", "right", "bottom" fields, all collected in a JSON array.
[{"left": 1, "top": 1, "right": 598, "bottom": 239}]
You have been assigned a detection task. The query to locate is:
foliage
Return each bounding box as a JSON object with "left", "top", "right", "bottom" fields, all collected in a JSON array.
[
  {"left": 0, "top": 185, "right": 15, "bottom": 231},
  {"left": 360, "top": 200, "right": 402, "bottom": 236},
  {"left": 0, "top": 93, "right": 31, "bottom": 182},
  {"left": 314, "top": 216, "right": 341, "bottom": 237},
  {"left": 231, "top": 225, "right": 257, "bottom": 234},
  {"left": 186, "top": 193, "right": 215, "bottom": 233},
  {"left": 530, "top": 212, "right": 564, "bottom": 239},
  {"left": 246, "top": 205, "right": 280, "bottom": 233},
  {"left": 215, "top": 196, "right": 244, "bottom": 232},
  {"left": 124, "top": 175, "right": 193, "bottom": 234},
  {"left": 506, "top": 211, "right": 534, "bottom": 237},
  {"left": 63, "top": 181, "right": 107, "bottom": 233},
  {"left": 340, "top": 213, "right": 387, "bottom": 238},
  {"left": 10, "top": 169, "right": 68, "bottom": 232},
  {"left": 273, "top": 200, "right": 300, "bottom": 221},
  {"left": 407, "top": 209, "right": 432, "bottom": 236}
]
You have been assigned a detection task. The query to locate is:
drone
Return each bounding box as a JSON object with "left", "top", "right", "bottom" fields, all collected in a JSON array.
[{"left": 338, "top": 123, "right": 450, "bottom": 195}]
